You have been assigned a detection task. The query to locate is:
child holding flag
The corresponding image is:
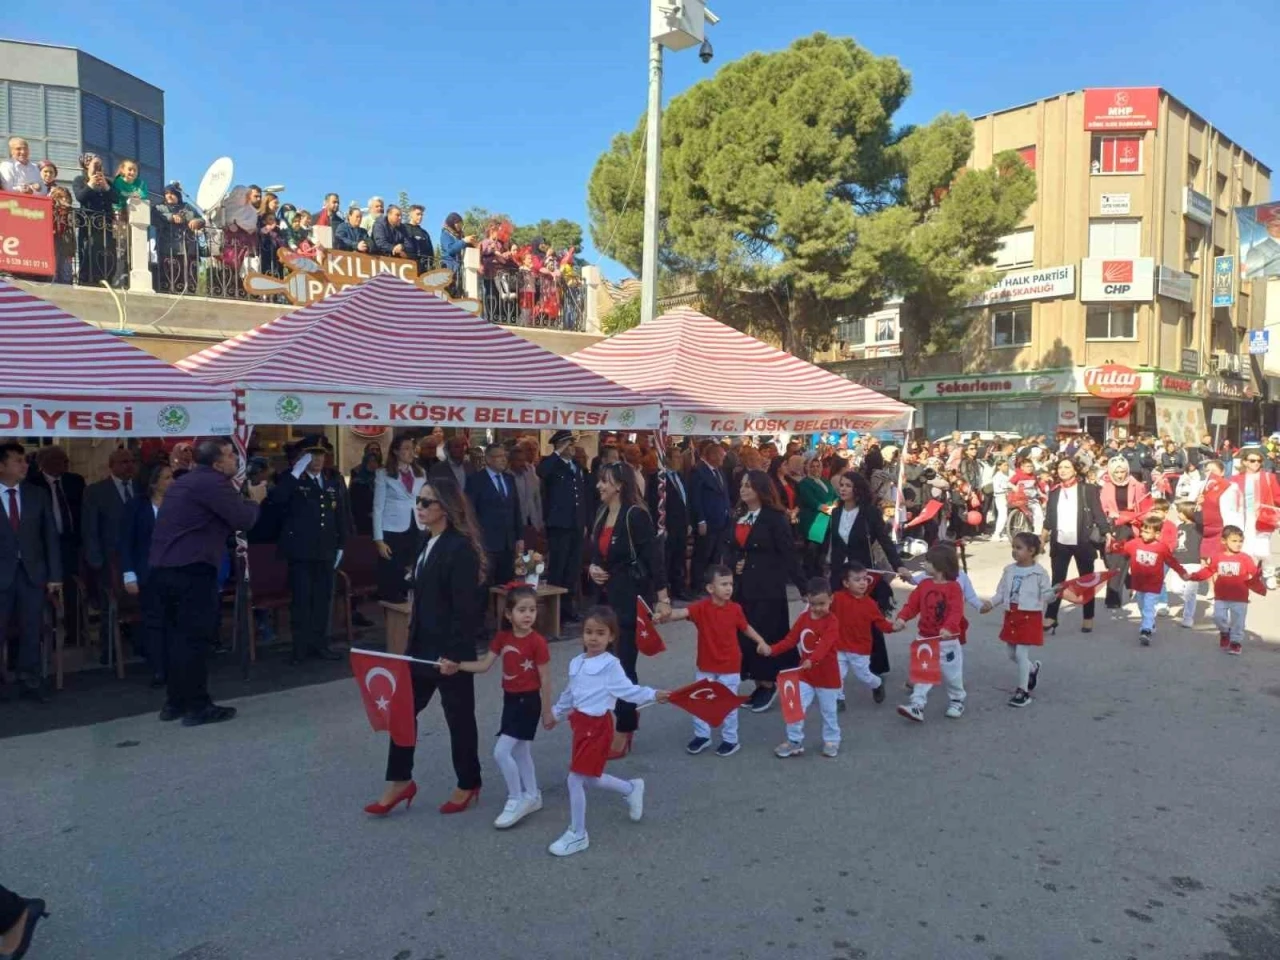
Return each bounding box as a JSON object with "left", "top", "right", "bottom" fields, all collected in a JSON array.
[
  {"left": 830, "top": 563, "right": 898, "bottom": 708},
  {"left": 979, "top": 533, "right": 1055, "bottom": 708},
  {"left": 893, "top": 544, "right": 966, "bottom": 723},
  {"left": 1106, "top": 516, "right": 1189, "bottom": 646},
  {"left": 1190, "top": 525, "right": 1268, "bottom": 655}
]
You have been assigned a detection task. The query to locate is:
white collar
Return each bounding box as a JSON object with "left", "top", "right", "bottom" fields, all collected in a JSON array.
[
  {"left": 571, "top": 652, "right": 616, "bottom": 676},
  {"left": 741, "top": 509, "right": 760, "bottom": 524}
]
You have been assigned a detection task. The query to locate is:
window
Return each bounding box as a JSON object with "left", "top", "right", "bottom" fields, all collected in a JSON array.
[
  {"left": 1086, "top": 305, "right": 1136, "bottom": 340},
  {"left": 7, "top": 82, "right": 44, "bottom": 138},
  {"left": 1090, "top": 135, "right": 1142, "bottom": 174},
  {"left": 1216, "top": 173, "right": 1229, "bottom": 208},
  {"left": 836, "top": 316, "right": 865, "bottom": 346},
  {"left": 1242, "top": 188, "right": 1252, "bottom": 208},
  {"left": 1182, "top": 312, "right": 1195, "bottom": 348},
  {"left": 1088, "top": 218, "right": 1141, "bottom": 258},
  {"left": 1017, "top": 146, "right": 1036, "bottom": 171},
  {"left": 1187, "top": 157, "right": 1201, "bottom": 187},
  {"left": 995, "top": 228, "right": 1035, "bottom": 269},
  {"left": 991, "top": 306, "right": 1032, "bottom": 347},
  {"left": 81, "top": 93, "right": 110, "bottom": 156},
  {"left": 874, "top": 314, "right": 897, "bottom": 343},
  {"left": 1184, "top": 231, "right": 1202, "bottom": 270}
]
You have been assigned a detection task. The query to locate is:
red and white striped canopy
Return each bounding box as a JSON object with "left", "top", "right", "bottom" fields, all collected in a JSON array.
[
  {"left": 0, "top": 280, "right": 235, "bottom": 437},
  {"left": 570, "top": 307, "right": 912, "bottom": 435},
  {"left": 178, "top": 275, "right": 659, "bottom": 431}
]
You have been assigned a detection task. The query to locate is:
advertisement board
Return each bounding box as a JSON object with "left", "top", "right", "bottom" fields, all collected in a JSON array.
[
  {"left": 0, "top": 191, "right": 55, "bottom": 277},
  {"left": 1153, "top": 396, "right": 1207, "bottom": 445},
  {"left": 1236, "top": 202, "right": 1280, "bottom": 281},
  {"left": 1212, "top": 255, "right": 1235, "bottom": 307},
  {"left": 1083, "top": 87, "right": 1161, "bottom": 131},
  {"left": 1080, "top": 257, "right": 1155, "bottom": 301},
  {"left": 966, "top": 265, "right": 1075, "bottom": 307}
]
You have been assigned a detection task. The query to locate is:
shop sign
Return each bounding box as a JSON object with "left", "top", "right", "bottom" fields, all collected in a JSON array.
[
  {"left": 1083, "top": 87, "right": 1161, "bottom": 131},
  {"left": 1084, "top": 364, "right": 1141, "bottom": 400},
  {"left": 1156, "top": 373, "right": 1203, "bottom": 396},
  {"left": 966, "top": 265, "right": 1075, "bottom": 307},
  {"left": 0, "top": 191, "right": 55, "bottom": 277},
  {"left": 1248, "top": 330, "right": 1269, "bottom": 355},
  {"left": 1100, "top": 193, "right": 1131, "bottom": 216},
  {"left": 1154, "top": 396, "right": 1207, "bottom": 445},
  {"left": 243, "top": 249, "right": 438, "bottom": 305},
  {"left": 901, "top": 370, "right": 1071, "bottom": 400},
  {"left": 1184, "top": 187, "right": 1214, "bottom": 227},
  {"left": 1056, "top": 397, "right": 1080, "bottom": 429},
  {"left": 1205, "top": 377, "right": 1258, "bottom": 400},
  {"left": 842, "top": 367, "right": 900, "bottom": 394},
  {"left": 1212, "top": 255, "right": 1235, "bottom": 307},
  {"left": 0, "top": 398, "right": 231, "bottom": 437},
  {"left": 1180, "top": 348, "right": 1200, "bottom": 374},
  {"left": 1081, "top": 257, "right": 1155, "bottom": 302},
  {"left": 1156, "top": 265, "right": 1194, "bottom": 303}
]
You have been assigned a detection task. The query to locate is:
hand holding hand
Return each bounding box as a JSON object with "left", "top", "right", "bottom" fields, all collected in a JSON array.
[
  {"left": 891, "top": 619, "right": 905, "bottom": 633},
  {"left": 979, "top": 601, "right": 992, "bottom": 615},
  {"left": 755, "top": 641, "right": 772, "bottom": 657},
  {"left": 654, "top": 690, "right": 670, "bottom": 703},
  {"left": 437, "top": 658, "right": 459, "bottom": 676}
]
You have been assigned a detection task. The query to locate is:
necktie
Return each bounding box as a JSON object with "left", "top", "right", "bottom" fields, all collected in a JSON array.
[
  {"left": 495, "top": 473, "right": 506, "bottom": 498},
  {"left": 7, "top": 489, "right": 18, "bottom": 533},
  {"left": 53, "top": 477, "right": 71, "bottom": 534},
  {"left": 121, "top": 481, "right": 132, "bottom": 502}
]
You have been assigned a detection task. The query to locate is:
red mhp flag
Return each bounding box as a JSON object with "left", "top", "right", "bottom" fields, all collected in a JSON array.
[
  {"left": 904, "top": 499, "right": 943, "bottom": 529},
  {"left": 908, "top": 638, "right": 942, "bottom": 685},
  {"left": 777, "top": 667, "right": 806, "bottom": 724},
  {"left": 1057, "top": 570, "right": 1115, "bottom": 605},
  {"left": 350, "top": 650, "right": 416, "bottom": 747},
  {"left": 666, "top": 679, "right": 746, "bottom": 727},
  {"left": 636, "top": 598, "right": 666, "bottom": 656}
]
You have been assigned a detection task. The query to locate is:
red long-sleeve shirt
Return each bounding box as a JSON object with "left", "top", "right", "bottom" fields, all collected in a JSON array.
[
  {"left": 831, "top": 591, "right": 894, "bottom": 656},
  {"left": 1190, "top": 553, "right": 1267, "bottom": 602},
  {"left": 770, "top": 610, "right": 841, "bottom": 689},
  {"left": 1108, "top": 538, "right": 1188, "bottom": 594},
  {"left": 898, "top": 580, "right": 965, "bottom": 639}
]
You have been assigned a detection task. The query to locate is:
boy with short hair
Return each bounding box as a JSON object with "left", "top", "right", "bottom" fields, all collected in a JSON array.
[
  {"left": 1107, "top": 515, "right": 1189, "bottom": 646},
  {"left": 1168, "top": 500, "right": 1205, "bottom": 628},
  {"left": 831, "top": 563, "right": 898, "bottom": 708},
  {"left": 1191, "top": 525, "right": 1267, "bottom": 655}
]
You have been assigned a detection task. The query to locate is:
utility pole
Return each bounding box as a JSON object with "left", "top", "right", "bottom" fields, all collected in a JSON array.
[{"left": 640, "top": 37, "right": 663, "bottom": 326}]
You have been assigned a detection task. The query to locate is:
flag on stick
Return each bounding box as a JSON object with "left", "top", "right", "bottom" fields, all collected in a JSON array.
[
  {"left": 666, "top": 679, "right": 747, "bottom": 727},
  {"left": 636, "top": 598, "right": 666, "bottom": 656},
  {"left": 350, "top": 649, "right": 417, "bottom": 747}
]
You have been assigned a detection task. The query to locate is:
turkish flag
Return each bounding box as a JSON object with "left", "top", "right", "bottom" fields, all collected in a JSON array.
[
  {"left": 1057, "top": 570, "right": 1115, "bottom": 605},
  {"left": 666, "top": 679, "right": 747, "bottom": 727},
  {"left": 636, "top": 598, "right": 666, "bottom": 656},
  {"left": 904, "top": 498, "right": 943, "bottom": 529},
  {"left": 1108, "top": 398, "right": 1134, "bottom": 419},
  {"left": 777, "top": 668, "right": 806, "bottom": 724},
  {"left": 908, "top": 638, "right": 942, "bottom": 686},
  {"left": 1114, "top": 493, "right": 1155, "bottom": 528},
  {"left": 350, "top": 650, "right": 416, "bottom": 747}
]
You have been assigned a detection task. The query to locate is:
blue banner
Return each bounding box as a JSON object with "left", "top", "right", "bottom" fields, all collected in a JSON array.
[{"left": 1212, "top": 255, "right": 1235, "bottom": 307}]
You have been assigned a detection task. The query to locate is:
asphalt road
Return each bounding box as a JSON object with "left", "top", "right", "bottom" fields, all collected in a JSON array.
[{"left": 3, "top": 539, "right": 1279, "bottom": 960}]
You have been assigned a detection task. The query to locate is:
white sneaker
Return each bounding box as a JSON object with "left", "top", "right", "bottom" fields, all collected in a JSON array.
[
  {"left": 897, "top": 704, "right": 924, "bottom": 723},
  {"left": 524, "top": 791, "right": 543, "bottom": 814},
  {"left": 548, "top": 829, "right": 589, "bottom": 857},
  {"left": 1155, "top": 603, "right": 1170, "bottom": 617},
  {"left": 820, "top": 741, "right": 839, "bottom": 758},
  {"left": 945, "top": 701, "right": 965, "bottom": 719},
  {"left": 494, "top": 798, "right": 526, "bottom": 829},
  {"left": 626, "top": 778, "right": 645, "bottom": 822}
]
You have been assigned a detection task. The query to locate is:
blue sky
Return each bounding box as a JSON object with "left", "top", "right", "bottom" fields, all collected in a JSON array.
[{"left": 6, "top": 0, "right": 1273, "bottom": 280}]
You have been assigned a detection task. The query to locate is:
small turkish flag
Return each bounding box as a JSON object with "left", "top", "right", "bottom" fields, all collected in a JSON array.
[
  {"left": 350, "top": 650, "right": 416, "bottom": 747},
  {"left": 1057, "top": 570, "right": 1115, "bottom": 605},
  {"left": 908, "top": 638, "right": 942, "bottom": 686},
  {"left": 666, "top": 679, "right": 747, "bottom": 727},
  {"left": 1108, "top": 398, "right": 1135, "bottom": 419},
  {"left": 777, "top": 667, "right": 806, "bottom": 724},
  {"left": 1114, "top": 494, "right": 1155, "bottom": 527},
  {"left": 904, "top": 499, "right": 943, "bottom": 529},
  {"left": 636, "top": 598, "right": 665, "bottom": 656}
]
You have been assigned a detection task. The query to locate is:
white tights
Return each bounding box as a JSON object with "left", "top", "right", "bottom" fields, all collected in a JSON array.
[
  {"left": 567, "top": 771, "right": 633, "bottom": 836},
  {"left": 493, "top": 735, "right": 538, "bottom": 801},
  {"left": 1008, "top": 644, "right": 1036, "bottom": 692}
]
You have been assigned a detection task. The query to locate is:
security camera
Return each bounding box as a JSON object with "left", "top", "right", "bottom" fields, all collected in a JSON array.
[{"left": 699, "top": 38, "right": 713, "bottom": 63}]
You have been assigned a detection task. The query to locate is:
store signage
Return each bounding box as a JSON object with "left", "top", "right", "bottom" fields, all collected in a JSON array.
[
  {"left": 1249, "top": 330, "right": 1269, "bottom": 355},
  {"left": 1157, "top": 373, "right": 1203, "bottom": 396},
  {"left": 966, "top": 264, "right": 1075, "bottom": 307},
  {"left": 901, "top": 371, "right": 1071, "bottom": 400},
  {"left": 1084, "top": 364, "right": 1141, "bottom": 400},
  {"left": 0, "top": 191, "right": 55, "bottom": 278},
  {"left": 1083, "top": 87, "right": 1161, "bottom": 131},
  {"left": 1180, "top": 349, "right": 1200, "bottom": 374},
  {"left": 1081, "top": 257, "right": 1155, "bottom": 301},
  {"left": 1212, "top": 255, "right": 1235, "bottom": 307},
  {"left": 0, "top": 398, "right": 231, "bottom": 437},
  {"left": 1156, "top": 265, "right": 1194, "bottom": 303},
  {"left": 1056, "top": 397, "right": 1080, "bottom": 429},
  {"left": 244, "top": 249, "right": 424, "bottom": 305},
  {"left": 1100, "top": 193, "right": 1131, "bottom": 216},
  {"left": 1206, "top": 377, "right": 1258, "bottom": 400},
  {"left": 843, "top": 367, "right": 901, "bottom": 393},
  {"left": 1184, "top": 187, "right": 1214, "bottom": 227},
  {"left": 1154, "top": 396, "right": 1208, "bottom": 445}
]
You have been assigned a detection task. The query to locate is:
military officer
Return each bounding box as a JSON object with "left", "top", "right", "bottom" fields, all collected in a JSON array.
[
  {"left": 537, "top": 429, "right": 589, "bottom": 623},
  {"left": 270, "top": 435, "right": 348, "bottom": 663}
]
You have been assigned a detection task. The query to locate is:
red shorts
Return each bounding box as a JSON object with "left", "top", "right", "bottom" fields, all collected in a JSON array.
[
  {"left": 569, "top": 710, "right": 614, "bottom": 778},
  {"left": 1000, "top": 609, "right": 1044, "bottom": 647}
]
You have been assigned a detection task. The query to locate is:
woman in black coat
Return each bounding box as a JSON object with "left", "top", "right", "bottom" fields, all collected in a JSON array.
[
  {"left": 587, "top": 461, "right": 671, "bottom": 757},
  {"left": 828, "top": 471, "right": 913, "bottom": 676},
  {"left": 365, "top": 476, "right": 486, "bottom": 817},
  {"left": 71, "top": 152, "right": 117, "bottom": 286},
  {"left": 1042, "top": 457, "right": 1108, "bottom": 633},
  {"left": 726, "top": 469, "right": 807, "bottom": 712}
]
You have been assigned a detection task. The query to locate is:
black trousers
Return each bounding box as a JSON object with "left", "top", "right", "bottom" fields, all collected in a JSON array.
[
  {"left": 545, "top": 526, "right": 582, "bottom": 619},
  {"left": 0, "top": 883, "right": 25, "bottom": 933},
  {"left": 377, "top": 528, "right": 419, "bottom": 603},
  {"left": 385, "top": 669, "right": 481, "bottom": 789},
  {"left": 690, "top": 526, "right": 725, "bottom": 593},
  {"left": 154, "top": 563, "right": 218, "bottom": 715},
  {"left": 58, "top": 537, "right": 80, "bottom": 644},
  {"left": 0, "top": 567, "right": 43, "bottom": 682},
  {"left": 288, "top": 559, "right": 334, "bottom": 656},
  {"left": 137, "top": 579, "right": 166, "bottom": 680},
  {"left": 486, "top": 548, "right": 514, "bottom": 587},
  {"left": 1046, "top": 541, "right": 1097, "bottom": 622},
  {"left": 615, "top": 620, "right": 641, "bottom": 734},
  {"left": 665, "top": 526, "right": 690, "bottom": 596}
]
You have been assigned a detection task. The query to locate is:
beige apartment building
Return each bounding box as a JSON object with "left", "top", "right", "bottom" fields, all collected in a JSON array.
[{"left": 825, "top": 87, "right": 1273, "bottom": 443}]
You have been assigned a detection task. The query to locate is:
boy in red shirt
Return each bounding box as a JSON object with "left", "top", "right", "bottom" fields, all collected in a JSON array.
[
  {"left": 892, "top": 544, "right": 967, "bottom": 722},
  {"left": 1107, "top": 515, "right": 1189, "bottom": 646},
  {"left": 831, "top": 562, "right": 899, "bottom": 708},
  {"left": 658, "top": 564, "right": 767, "bottom": 757},
  {"left": 755, "top": 578, "right": 842, "bottom": 758},
  {"left": 1190, "top": 525, "right": 1267, "bottom": 655}
]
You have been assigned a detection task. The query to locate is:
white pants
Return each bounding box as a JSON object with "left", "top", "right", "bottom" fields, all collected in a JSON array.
[
  {"left": 1030, "top": 502, "right": 1045, "bottom": 534},
  {"left": 785, "top": 682, "right": 841, "bottom": 745},
  {"left": 1007, "top": 643, "right": 1036, "bottom": 692},
  {"left": 1164, "top": 564, "right": 1202, "bottom": 627},
  {"left": 836, "top": 651, "right": 882, "bottom": 702},
  {"left": 493, "top": 735, "right": 538, "bottom": 802},
  {"left": 993, "top": 494, "right": 1009, "bottom": 540},
  {"left": 910, "top": 639, "right": 965, "bottom": 708},
  {"left": 691, "top": 671, "right": 741, "bottom": 743},
  {"left": 1214, "top": 599, "right": 1248, "bottom": 644}
]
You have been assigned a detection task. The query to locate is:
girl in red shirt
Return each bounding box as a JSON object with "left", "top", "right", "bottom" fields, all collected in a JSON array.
[{"left": 893, "top": 544, "right": 966, "bottom": 723}]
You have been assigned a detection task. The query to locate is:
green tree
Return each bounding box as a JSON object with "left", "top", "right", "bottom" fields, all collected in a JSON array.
[
  {"left": 586, "top": 33, "right": 1036, "bottom": 357},
  {"left": 396, "top": 190, "right": 411, "bottom": 213},
  {"left": 601, "top": 294, "right": 642, "bottom": 336},
  {"left": 460, "top": 207, "right": 585, "bottom": 258}
]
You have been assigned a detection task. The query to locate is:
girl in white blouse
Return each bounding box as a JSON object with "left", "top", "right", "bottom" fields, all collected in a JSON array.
[{"left": 547, "top": 606, "right": 668, "bottom": 857}]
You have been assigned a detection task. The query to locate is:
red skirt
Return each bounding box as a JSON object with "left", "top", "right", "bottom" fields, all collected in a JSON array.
[
  {"left": 569, "top": 710, "right": 614, "bottom": 777},
  {"left": 1000, "top": 609, "right": 1044, "bottom": 647}
]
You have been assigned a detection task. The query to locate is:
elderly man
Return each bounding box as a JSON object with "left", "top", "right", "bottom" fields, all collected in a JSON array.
[
  {"left": 334, "top": 206, "right": 369, "bottom": 252},
  {"left": 365, "top": 196, "right": 385, "bottom": 231},
  {"left": 404, "top": 204, "right": 435, "bottom": 272},
  {"left": 315, "top": 192, "right": 341, "bottom": 227},
  {"left": 82, "top": 448, "right": 138, "bottom": 663},
  {"left": 371, "top": 204, "right": 410, "bottom": 258},
  {"left": 25, "top": 446, "right": 85, "bottom": 645},
  {"left": 429, "top": 435, "right": 474, "bottom": 488},
  {"left": 509, "top": 443, "right": 543, "bottom": 548},
  {"left": 0, "top": 137, "right": 43, "bottom": 194}
]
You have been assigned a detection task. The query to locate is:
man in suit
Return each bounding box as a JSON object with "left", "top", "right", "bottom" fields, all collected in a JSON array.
[
  {"left": 662, "top": 443, "right": 693, "bottom": 600},
  {"left": 465, "top": 443, "right": 524, "bottom": 585},
  {"left": 688, "top": 440, "right": 732, "bottom": 590},
  {"left": 269, "top": 436, "right": 347, "bottom": 664},
  {"left": 538, "top": 429, "right": 588, "bottom": 622},
  {"left": 26, "top": 446, "right": 85, "bottom": 645},
  {"left": 0, "top": 442, "right": 61, "bottom": 702},
  {"left": 430, "top": 435, "right": 474, "bottom": 490},
  {"left": 81, "top": 447, "right": 137, "bottom": 664},
  {"left": 508, "top": 443, "right": 543, "bottom": 549}
]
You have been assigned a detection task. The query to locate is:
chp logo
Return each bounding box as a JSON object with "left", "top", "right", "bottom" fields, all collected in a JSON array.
[
  {"left": 156, "top": 404, "right": 190, "bottom": 434},
  {"left": 275, "top": 394, "right": 304, "bottom": 423},
  {"left": 1084, "top": 364, "right": 1140, "bottom": 400}
]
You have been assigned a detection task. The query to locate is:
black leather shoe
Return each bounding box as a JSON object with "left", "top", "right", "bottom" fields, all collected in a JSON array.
[
  {"left": 6, "top": 896, "right": 48, "bottom": 960},
  {"left": 18, "top": 685, "right": 50, "bottom": 705},
  {"left": 182, "top": 704, "right": 237, "bottom": 727},
  {"left": 310, "top": 647, "right": 343, "bottom": 662},
  {"left": 158, "top": 703, "right": 182, "bottom": 722}
]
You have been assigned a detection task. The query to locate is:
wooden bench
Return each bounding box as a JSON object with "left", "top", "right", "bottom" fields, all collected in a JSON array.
[{"left": 488, "top": 583, "right": 569, "bottom": 638}]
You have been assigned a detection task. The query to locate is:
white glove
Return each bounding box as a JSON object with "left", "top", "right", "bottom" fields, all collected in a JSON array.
[
  {"left": 334, "top": 550, "right": 343, "bottom": 570},
  {"left": 291, "top": 452, "right": 312, "bottom": 478}
]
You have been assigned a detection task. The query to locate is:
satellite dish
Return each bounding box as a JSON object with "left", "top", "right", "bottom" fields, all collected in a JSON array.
[{"left": 195, "top": 157, "right": 234, "bottom": 214}]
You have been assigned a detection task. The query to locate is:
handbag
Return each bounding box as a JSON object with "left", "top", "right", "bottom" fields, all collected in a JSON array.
[{"left": 623, "top": 507, "right": 650, "bottom": 582}]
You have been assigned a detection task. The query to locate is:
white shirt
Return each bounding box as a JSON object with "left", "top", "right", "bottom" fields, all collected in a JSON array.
[
  {"left": 992, "top": 472, "right": 1012, "bottom": 497},
  {"left": 1055, "top": 483, "right": 1079, "bottom": 547},
  {"left": 373, "top": 468, "right": 425, "bottom": 539},
  {"left": 0, "top": 482, "right": 21, "bottom": 523},
  {"left": 837, "top": 505, "right": 858, "bottom": 543},
  {"left": 990, "top": 563, "right": 1055, "bottom": 612},
  {"left": 740, "top": 509, "right": 760, "bottom": 527},
  {"left": 0, "top": 159, "right": 43, "bottom": 193},
  {"left": 667, "top": 470, "right": 687, "bottom": 504},
  {"left": 911, "top": 569, "right": 983, "bottom": 611},
  {"left": 551, "top": 652, "right": 656, "bottom": 719}
]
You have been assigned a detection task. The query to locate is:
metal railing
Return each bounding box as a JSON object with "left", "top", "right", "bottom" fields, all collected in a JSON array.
[
  {"left": 480, "top": 268, "right": 585, "bottom": 331},
  {"left": 59, "top": 208, "right": 130, "bottom": 288}
]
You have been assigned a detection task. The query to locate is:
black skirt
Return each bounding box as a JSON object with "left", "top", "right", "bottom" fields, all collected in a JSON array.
[
  {"left": 498, "top": 690, "right": 542, "bottom": 741},
  {"left": 738, "top": 595, "right": 797, "bottom": 682},
  {"left": 377, "top": 527, "right": 420, "bottom": 603}
]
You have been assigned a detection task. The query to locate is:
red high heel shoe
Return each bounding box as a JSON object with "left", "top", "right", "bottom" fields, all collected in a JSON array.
[
  {"left": 439, "top": 787, "right": 481, "bottom": 814},
  {"left": 364, "top": 781, "right": 417, "bottom": 817},
  {"left": 607, "top": 732, "right": 633, "bottom": 761}
]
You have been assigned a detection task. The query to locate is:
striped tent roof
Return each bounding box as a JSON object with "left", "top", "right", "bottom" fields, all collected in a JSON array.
[
  {"left": 0, "top": 280, "right": 231, "bottom": 401},
  {"left": 569, "top": 307, "right": 911, "bottom": 424}
]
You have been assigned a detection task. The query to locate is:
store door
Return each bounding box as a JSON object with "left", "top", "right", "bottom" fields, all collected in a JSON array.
[{"left": 1083, "top": 415, "right": 1108, "bottom": 444}]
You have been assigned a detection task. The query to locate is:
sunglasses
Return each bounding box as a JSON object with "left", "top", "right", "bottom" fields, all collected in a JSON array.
[
  {"left": 416, "top": 497, "right": 440, "bottom": 508},
  {"left": 1244, "top": 458, "right": 1263, "bottom": 464}
]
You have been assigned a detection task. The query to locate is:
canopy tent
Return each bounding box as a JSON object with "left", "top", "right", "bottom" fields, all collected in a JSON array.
[
  {"left": 178, "top": 274, "right": 660, "bottom": 432},
  {"left": 0, "top": 280, "right": 235, "bottom": 437},
  {"left": 568, "top": 307, "right": 913, "bottom": 436}
]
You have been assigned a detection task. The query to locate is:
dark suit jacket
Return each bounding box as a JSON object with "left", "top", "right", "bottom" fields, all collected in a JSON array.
[
  {"left": 428, "top": 459, "right": 474, "bottom": 490},
  {"left": 465, "top": 469, "right": 522, "bottom": 554},
  {"left": 0, "top": 482, "right": 61, "bottom": 588},
  {"left": 662, "top": 470, "right": 691, "bottom": 537},
  {"left": 587, "top": 504, "right": 667, "bottom": 628},
  {"left": 25, "top": 470, "right": 85, "bottom": 549},
  {"left": 724, "top": 506, "right": 805, "bottom": 603},
  {"left": 82, "top": 476, "right": 136, "bottom": 569},
  {"left": 407, "top": 527, "right": 484, "bottom": 663},
  {"left": 270, "top": 470, "right": 349, "bottom": 562},
  {"left": 688, "top": 461, "right": 731, "bottom": 532},
  {"left": 829, "top": 503, "right": 903, "bottom": 580},
  {"left": 538, "top": 454, "right": 588, "bottom": 531},
  {"left": 1043, "top": 482, "right": 1108, "bottom": 549},
  {"left": 117, "top": 497, "right": 158, "bottom": 585}
]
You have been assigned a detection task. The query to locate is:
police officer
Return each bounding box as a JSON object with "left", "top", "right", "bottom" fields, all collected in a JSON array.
[
  {"left": 271, "top": 435, "right": 348, "bottom": 663},
  {"left": 537, "top": 429, "right": 588, "bottom": 623}
]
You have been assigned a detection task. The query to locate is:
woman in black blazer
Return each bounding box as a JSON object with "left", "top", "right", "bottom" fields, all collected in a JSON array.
[
  {"left": 827, "top": 470, "right": 912, "bottom": 676},
  {"left": 1042, "top": 457, "right": 1108, "bottom": 633},
  {"left": 365, "top": 475, "right": 486, "bottom": 817},
  {"left": 587, "top": 461, "right": 671, "bottom": 757},
  {"left": 725, "top": 469, "right": 807, "bottom": 712},
  {"left": 118, "top": 462, "right": 173, "bottom": 686}
]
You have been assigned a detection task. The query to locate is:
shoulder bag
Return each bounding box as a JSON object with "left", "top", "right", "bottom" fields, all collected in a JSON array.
[{"left": 623, "top": 506, "right": 650, "bottom": 582}]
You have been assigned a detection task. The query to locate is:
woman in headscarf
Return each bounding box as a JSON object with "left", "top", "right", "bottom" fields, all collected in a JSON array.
[{"left": 1099, "top": 456, "right": 1148, "bottom": 612}]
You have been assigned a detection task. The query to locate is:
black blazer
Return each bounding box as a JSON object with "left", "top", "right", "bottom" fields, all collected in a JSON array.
[
  {"left": 828, "top": 502, "right": 902, "bottom": 588},
  {"left": 588, "top": 504, "right": 667, "bottom": 628},
  {"left": 408, "top": 527, "right": 484, "bottom": 663},
  {"left": 725, "top": 506, "right": 805, "bottom": 602},
  {"left": 688, "top": 461, "right": 731, "bottom": 532},
  {"left": 270, "top": 470, "right": 349, "bottom": 561},
  {"left": 0, "top": 483, "right": 60, "bottom": 588},
  {"left": 538, "top": 454, "right": 589, "bottom": 532},
  {"left": 1043, "top": 482, "right": 1108, "bottom": 549},
  {"left": 465, "top": 469, "right": 522, "bottom": 553},
  {"left": 117, "top": 497, "right": 158, "bottom": 585},
  {"left": 662, "top": 470, "right": 691, "bottom": 536},
  {"left": 25, "top": 470, "right": 85, "bottom": 548}
]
